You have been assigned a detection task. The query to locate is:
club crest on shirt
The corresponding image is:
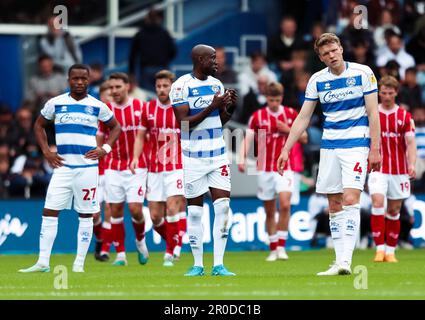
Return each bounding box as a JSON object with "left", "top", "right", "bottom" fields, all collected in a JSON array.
[
  {"left": 212, "top": 85, "right": 220, "bottom": 94},
  {"left": 346, "top": 77, "right": 356, "bottom": 87},
  {"left": 85, "top": 106, "right": 94, "bottom": 115},
  {"left": 134, "top": 110, "right": 141, "bottom": 117}
]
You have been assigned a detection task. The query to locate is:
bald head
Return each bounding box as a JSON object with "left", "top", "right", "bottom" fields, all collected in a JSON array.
[
  {"left": 191, "top": 44, "right": 218, "bottom": 78},
  {"left": 191, "top": 44, "right": 215, "bottom": 63}
]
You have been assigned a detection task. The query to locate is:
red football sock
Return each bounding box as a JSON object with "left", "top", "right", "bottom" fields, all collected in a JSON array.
[
  {"left": 154, "top": 218, "right": 167, "bottom": 240},
  {"left": 111, "top": 220, "right": 125, "bottom": 253},
  {"left": 371, "top": 214, "right": 386, "bottom": 247},
  {"left": 385, "top": 214, "right": 400, "bottom": 248},
  {"left": 132, "top": 218, "right": 145, "bottom": 241},
  {"left": 93, "top": 222, "right": 102, "bottom": 241},
  {"left": 270, "top": 241, "right": 278, "bottom": 251},
  {"left": 177, "top": 215, "right": 187, "bottom": 246},
  {"left": 165, "top": 216, "right": 179, "bottom": 255},
  {"left": 101, "top": 223, "right": 112, "bottom": 253},
  {"left": 278, "top": 238, "right": 286, "bottom": 248}
]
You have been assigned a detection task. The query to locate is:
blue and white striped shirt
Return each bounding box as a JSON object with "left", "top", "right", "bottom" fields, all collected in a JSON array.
[
  {"left": 305, "top": 62, "right": 378, "bottom": 149},
  {"left": 41, "top": 93, "right": 114, "bottom": 168},
  {"left": 170, "top": 73, "right": 227, "bottom": 160}
]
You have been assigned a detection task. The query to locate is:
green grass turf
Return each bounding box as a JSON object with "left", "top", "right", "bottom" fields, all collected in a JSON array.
[{"left": 0, "top": 249, "right": 424, "bottom": 300}]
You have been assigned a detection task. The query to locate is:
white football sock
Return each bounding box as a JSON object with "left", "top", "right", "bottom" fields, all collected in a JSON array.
[
  {"left": 73, "top": 217, "right": 93, "bottom": 267},
  {"left": 329, "top": 211, "right": 344, "bottom": 265},
  {"left": 37, "top": 216, "right": 58, "bottom": 266},
  {"left": 187, "top": 205, "right": 204, "bottom": 267},
  {"left": 341, "top": 204, "right": 361, "bottom": 266},
  {"left": 213, "top": 198, "right": 232, "bottom": 267}
]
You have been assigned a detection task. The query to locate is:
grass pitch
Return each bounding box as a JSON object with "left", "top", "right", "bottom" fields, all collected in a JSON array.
[{"left": 1, "top": 249, "right": 424, "bottom": 300}]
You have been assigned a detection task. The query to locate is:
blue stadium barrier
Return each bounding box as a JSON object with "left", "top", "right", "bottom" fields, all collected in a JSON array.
[{"left": 1, "top": 195, "right": 424, "bottom": 254}]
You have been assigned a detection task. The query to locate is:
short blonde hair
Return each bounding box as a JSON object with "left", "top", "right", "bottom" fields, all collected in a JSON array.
[
  {"left": 314, "top": 33, "right": 342, "bottom": 54},
  {"left": 266, "top": 82, "right": 284, "bottom": 97},
  {"left": 378, "top": 75, "right": 399, "bottom": 91}
]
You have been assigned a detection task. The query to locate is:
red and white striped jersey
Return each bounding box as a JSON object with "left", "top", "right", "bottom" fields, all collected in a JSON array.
[
  {"left": 248, "top": 105, "right": 298, "bottom": 172},
  {"left": 141, "top": 99, "right": 182, "bottom": 172},
  {"left": 98, "top": 157, "right": 105, "bottom": 175},
  {"left": 378, "top": 104, "right": 415, "bottom": 174},
  {"left": 99, "top": 98, "right": 147, "bottom": 171}
]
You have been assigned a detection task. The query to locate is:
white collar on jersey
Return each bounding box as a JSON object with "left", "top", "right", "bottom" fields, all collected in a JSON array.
[
  {"left": 266, "top": 105, "right": 284, "bottom": 117},
  {"left": 378, "top": 103, "right": 399, "bottom": 115},
  {"left": 111, "top": 97, "right": 133, "bottom": 108},
  {"left": 327, "top": 61, "right": 349, "bottom": 76},
  {"left": 156, "top": 98, "right": 171, "bottom": 109}
]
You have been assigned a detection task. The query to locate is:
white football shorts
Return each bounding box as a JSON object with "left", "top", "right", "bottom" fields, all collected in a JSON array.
[
  {"left": 98, "top": 174, "right": 106, "bottom": 204},
  {"left": 368, "top": 171, "right": 411, "bottom": 199},
  {"left": 182, "top": 156, "right": 231, "bottom": 199},
  {"left": 44, "top": 166, "right": 100, "bottom": 214},
  {"left": 147, "top": 170, "right": 185, "bottom": 202},
  {"left": 104, "top": 169, "right": 147, "bottom": 203},
  {"left": 316, "top": 147, "right": 369, "bottom": 194},
  {"left": 257, "top": 170, "right": 294, "bottom": 201}
]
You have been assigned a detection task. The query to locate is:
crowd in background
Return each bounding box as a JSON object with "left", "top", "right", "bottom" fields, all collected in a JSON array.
[{"left": 1, "top": 0, "right": 425, "bottom": 201}]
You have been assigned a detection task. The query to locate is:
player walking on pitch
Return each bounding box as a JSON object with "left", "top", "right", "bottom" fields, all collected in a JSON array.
[
  {"left": 19, "top": 64, "right": 121, "bottom": 273},
  {"left": 99, "top": 72, "right": 149, "bottom": 266},
  {"left": 368, "top": 75, "right": 416, "bottom": 263},
  {"left": 277, "top": 33, "right": 381, "bottom": 275},
  {"left": 131, "top": 70, "right": 186, "bottom": 267},
  {"left": 170, "top": 44, "right": 237, "bottom": 276},
  {"left": 239, "top": 82, "right": 307, "bottom": 262}
]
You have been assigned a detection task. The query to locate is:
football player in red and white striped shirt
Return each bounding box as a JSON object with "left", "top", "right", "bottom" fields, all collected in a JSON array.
[
  {"left": 238, "top": 82, "right": 307, "bottom": 261},
  {"left": 368, "top": 75, "right": 416, "bottom": 263},
  {"left": 93, "top": 81, "right": 113, "bottom": 261},
  {"left": 131, "top": 70, "right": 186, "bottom": 267},
  {"left": 99, "top": 72, "right": 149, "bottom": 266}
]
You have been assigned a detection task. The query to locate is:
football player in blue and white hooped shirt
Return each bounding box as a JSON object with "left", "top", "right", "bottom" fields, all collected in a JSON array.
[
  {"left": 19, "top": 64, "right": 121, "bottom": 274},
  {"left": 170, "top": 44, "right": 237, "bottom": 276},
  {"left": 277, "top": 33, "right": 382, "bottom": 276}
]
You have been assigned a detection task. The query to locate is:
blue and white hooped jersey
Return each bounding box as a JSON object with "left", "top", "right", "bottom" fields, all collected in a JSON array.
[
  {"left": 305, "top": 62, "right": 378, "bottom": 149},
  {"left": 41, "top": 93, "right": 114, "bottom": 168},
  {"left": 170, "top": 73, "right": 227, "bottom": 160}
]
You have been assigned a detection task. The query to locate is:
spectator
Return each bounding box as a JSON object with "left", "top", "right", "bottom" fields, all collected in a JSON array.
[
  {"left": 267, "top": 15, "right": 306, "bottom": 73},
  {"left": 344, "top": 38, "right": 377, "bottom": 75},
  {"left": 373, "top": 9, "right": 401, "bottom": 55},
  {"left": 376, "top": 32, "right": 415, "bottom": 80},
  {"left": 6, "top": 107, "right": 34, "bottom": 158},
  {"left": 379, "top": 59, "right": 401, "bottom": 81},
  {"left": 9, "top": 140, "right": 52, "bottom": 198},
  {"left": 0, "top": 104, "right": 13, "bottom": 141},
  {"left": 339, "top": 9, "right": 375, "bottom": 56},
  {"left": 39, "top": 15, "right": 82, "bottom": 72},
  {"left": 128, "top": 74, "right": 151, "bottom": 102},
  {"left": 129, "top": 8, "right": 176, "bottom": 91},
  {"left": 88, "top": 63, "right": 105, "bottom": 99},
  {"left": 406, "top": 26, "right": 425, "bottom": 71},
  {"left": 238, "top": 52, "right": 277, "bottom": 98},
  {"left": 305, "top": 22, "right": 326, "bottom": 74},
  {"left": 0, "top": 141, "right": 10, "bottom": 198},
  {"left": 25, "top": 54, "right": 67, "bottom": 110},
  {"left": 237, "top": 74, "right": 269, "bottom": 124},
  {"left": 214, "top": 47, "right": 237, "bottom": 85},
  {"left": 399, "top": 67, "right": 423, "bottom": 110},
  {"left": 368, "top": 0, "right": 401, "bottom": 27}
]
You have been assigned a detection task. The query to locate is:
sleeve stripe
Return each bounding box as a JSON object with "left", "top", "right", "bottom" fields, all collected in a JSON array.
[
  {"left": 172, "top": 102, "right": 187, "bottom": 107},
  {"left": 364, "top": 89, "right": 378, "bottom": 95},
  {"left": 102, "top": 115, "right": 114, "bottom": 124},
  {"left": 304, "top": 97, "right": 319, "bottom": 101}
]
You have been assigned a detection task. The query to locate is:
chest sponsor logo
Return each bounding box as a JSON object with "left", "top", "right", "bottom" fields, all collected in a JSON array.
[{"left": 323, "top": 89, "right": 355, "bottom": 103}]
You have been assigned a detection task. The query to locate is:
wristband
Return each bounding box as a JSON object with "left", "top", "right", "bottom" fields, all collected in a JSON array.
[{"left": 101, "top": 144, "right": 112, "bottom": 154}]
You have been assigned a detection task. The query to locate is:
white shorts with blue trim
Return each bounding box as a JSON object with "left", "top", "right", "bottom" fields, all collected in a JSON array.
[
  {"left": 182, "top": 155, "right": 231, "bottom": 199},
  {"left": 44, "top": 165, "right": 100, "bottom": 214},
  {"left": 316, "top": 147, "right": 369, "bottom": 194}
]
